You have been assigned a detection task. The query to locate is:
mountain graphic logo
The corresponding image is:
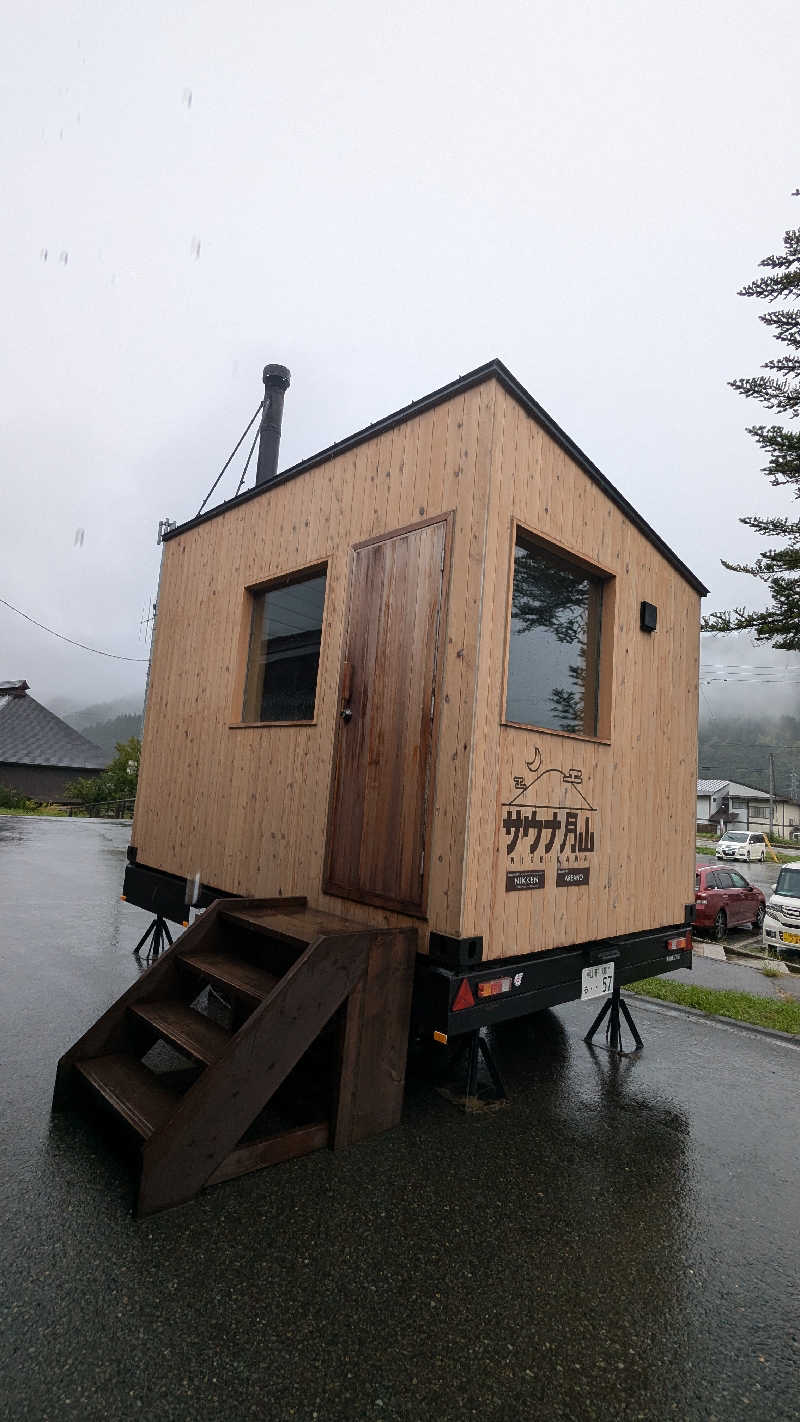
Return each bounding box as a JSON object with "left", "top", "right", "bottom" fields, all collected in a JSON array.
[
  {"left": 501, "top": 747, "right": 597, "bottom": 860},
  {"left": 504, "top": 746, "right": 596, "bottom": 812}
]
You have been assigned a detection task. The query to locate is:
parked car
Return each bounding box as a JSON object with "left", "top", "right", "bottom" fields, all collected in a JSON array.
[
  {"left": 715, "top": 830, "right": 766, "bottom": 864},
  {"left": 763, "top": 860, "right": 800, "bottom": 955},
  {"left": 695, "top": 864, "right": 766, "bottom": 940}
]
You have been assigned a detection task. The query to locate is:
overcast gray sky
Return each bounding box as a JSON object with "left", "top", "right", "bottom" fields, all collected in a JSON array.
[{"left": 2, "top": 0, "right": 799, "bottom": 711}]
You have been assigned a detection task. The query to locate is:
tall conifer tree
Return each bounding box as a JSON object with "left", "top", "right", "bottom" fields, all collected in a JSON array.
[{"left": 703, "top": 193, "right": 800, "bottom": 649}]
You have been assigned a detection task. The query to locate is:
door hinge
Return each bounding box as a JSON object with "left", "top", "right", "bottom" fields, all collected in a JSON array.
[{"left": 419, "top": 848, "right": 425, "bottom": 878}]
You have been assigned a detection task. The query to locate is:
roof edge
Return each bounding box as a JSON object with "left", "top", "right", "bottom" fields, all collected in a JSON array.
[{"left": 164, "top": 358, "right": 709, "bottom": 596}]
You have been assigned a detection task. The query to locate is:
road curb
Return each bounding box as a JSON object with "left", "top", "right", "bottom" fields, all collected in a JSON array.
[{"left": 622, "top": 991, "right": 800, "bottom": 1047}]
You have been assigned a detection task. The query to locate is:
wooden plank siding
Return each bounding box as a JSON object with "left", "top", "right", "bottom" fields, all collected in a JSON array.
[
  {"left": 131, "top": 384, "right": 495, "bottom": 947},
  {"left": 132, "top": 373, "right": 699, "bottom": 962},
  {"left": 462, "top": 384, "right": 700, "bottom": 960}
]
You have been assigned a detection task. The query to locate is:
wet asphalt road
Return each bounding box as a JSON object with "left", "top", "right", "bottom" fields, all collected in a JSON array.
[
  {"left": 2, "top": 816, "right": 800, "bottom": 1422},
  {"left": 695, "top": 852, "right": 784, "bottom": 896}
]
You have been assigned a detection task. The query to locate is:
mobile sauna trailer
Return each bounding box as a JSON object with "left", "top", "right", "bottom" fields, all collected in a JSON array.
[{"left": 55, "top": 359, "right": 705, "bottom": 1214}]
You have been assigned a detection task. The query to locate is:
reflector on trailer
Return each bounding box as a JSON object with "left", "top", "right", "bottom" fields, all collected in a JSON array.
[
  {"left": 433, "top": 1030, "right": 448, "bottom": 1044},
  {"left": 452, "top": 978, "right": 475, "bottom": 1012}
]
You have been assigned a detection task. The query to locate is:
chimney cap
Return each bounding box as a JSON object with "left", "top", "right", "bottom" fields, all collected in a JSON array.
[{"left": 262, "top": 364, "right": 291, "bottom": 392}]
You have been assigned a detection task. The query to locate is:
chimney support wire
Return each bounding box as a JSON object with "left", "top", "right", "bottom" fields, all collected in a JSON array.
[
  {"left": 196, "top": 400, "right": 264, "bottom": 517},
  {"left": 234, "top": 420, "right": 264, "bottom": 499}
]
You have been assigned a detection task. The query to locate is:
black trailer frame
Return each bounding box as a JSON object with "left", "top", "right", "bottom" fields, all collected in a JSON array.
[{"left": 413, "top": 923, "right": 692, "bottom": 1041}]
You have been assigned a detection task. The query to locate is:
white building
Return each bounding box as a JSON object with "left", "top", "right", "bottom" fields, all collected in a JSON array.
[{"left": 697, "top": 778, "right": 800, "bottom": 838}]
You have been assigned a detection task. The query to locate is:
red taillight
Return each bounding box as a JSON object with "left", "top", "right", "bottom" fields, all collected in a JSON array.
[
  {"left": 667, "top": 931, "right": 692, "bottom": 952},
  {"left": 452, "top": 978, "right": 475, "bottom": 1011},
  {"left": 476, "top": 976, "right": 513, "bottom": 999}
]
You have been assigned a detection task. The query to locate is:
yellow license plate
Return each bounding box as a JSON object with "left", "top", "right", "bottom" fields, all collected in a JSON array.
[{"left": 780, "top": 931, "right": 800, "bottom": 944}]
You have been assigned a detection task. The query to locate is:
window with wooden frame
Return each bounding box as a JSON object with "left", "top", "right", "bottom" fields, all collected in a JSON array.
[
  {"left": 505, "top": 531, "right": 610, "bottom": 738},
  {"left": 241, "top": 566, "right": 327, "bottom": 724}
]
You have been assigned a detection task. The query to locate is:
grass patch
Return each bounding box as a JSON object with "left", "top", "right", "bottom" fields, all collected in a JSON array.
[
  {"left": 625, "top": 976, "right": 800, "bottom": 1035},
  {"left": 0, "top": 805, "right": 67, "bottom": 817}
]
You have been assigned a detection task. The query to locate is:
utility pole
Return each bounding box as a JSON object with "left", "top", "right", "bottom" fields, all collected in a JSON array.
[{"left": 769, "top": 752, "right": 775, "bottom": 838}]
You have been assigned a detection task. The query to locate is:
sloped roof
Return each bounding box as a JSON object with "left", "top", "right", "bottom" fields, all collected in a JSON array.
[
  {"left": 164, "top": 358, "right": 708, "bottom": 597},
  {"left": 0, "top": 687, "right": 108, "bottom": 769},
  {"left": 696, "top": 777, "right": 770, "bottom": 800},
  {"left": 727, "top": 780, "right": 770, "bottom": 800}
]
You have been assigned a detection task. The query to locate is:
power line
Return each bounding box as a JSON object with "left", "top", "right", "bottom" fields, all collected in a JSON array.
[{"left": 0, "top": 597, "right": 149, "bottom": 662}]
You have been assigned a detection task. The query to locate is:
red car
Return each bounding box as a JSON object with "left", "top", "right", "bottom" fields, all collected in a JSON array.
[{"left": 695, "top": 864, "right": 766, "bottom": 940}]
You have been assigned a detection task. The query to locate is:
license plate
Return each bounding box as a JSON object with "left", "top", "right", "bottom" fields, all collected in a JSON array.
[
  {"left": 780, "top": 931, "right": 800, "bottom": 944},
  {"left": 581, "top": 962, "right": 615, "bottom": 1000}
]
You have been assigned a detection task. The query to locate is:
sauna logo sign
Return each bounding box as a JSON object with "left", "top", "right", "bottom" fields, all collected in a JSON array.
[{"left": 502, "top": 748, "right": 596, "bottom": 892}]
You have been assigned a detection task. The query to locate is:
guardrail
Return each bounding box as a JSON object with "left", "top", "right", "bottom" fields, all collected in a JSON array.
[{"left": 50, "top": 798, "right": 136, "bottom": 819}]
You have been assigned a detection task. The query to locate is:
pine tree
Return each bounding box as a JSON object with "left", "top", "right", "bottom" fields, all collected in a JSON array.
[{"left": 702, "top": 193, "right": 800, "bottom": 649}]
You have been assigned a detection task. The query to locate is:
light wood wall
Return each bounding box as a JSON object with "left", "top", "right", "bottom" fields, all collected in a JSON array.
[
  {"left": 462, "top": 385, "right": 701, "bottom": 960},
  {"left": 133, "top": 381, "right": 497, "bottom": 943},
  {"left": 134, "top": 374, "right": 700, "bottom": 960}
]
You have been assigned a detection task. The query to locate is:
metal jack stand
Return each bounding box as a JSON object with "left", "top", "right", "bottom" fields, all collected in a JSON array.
[
  {"left": 133, "top": 915, "right": 173, "bottom": 963},
  {"left": 584, "top": 982, "right": 643, "bottom": 1054},
  {"left": 450, "top": 1028, "right": 508, "bottom": 1106}
]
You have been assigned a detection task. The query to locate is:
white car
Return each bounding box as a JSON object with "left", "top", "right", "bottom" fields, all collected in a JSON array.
[
  {"left": 763, "top": 861, "right": 800, "bottom": 954},
  {"left": 715, "top": 830, "right": 766, "bottom": 864}
]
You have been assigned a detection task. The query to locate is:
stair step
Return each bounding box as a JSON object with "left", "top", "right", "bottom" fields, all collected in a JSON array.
[
  {"left": 220, "top": 905, "right": 367, "bottom": 947},
  {"left": 130, "top": 1000, "right": 231, "bottom": 1065},
  {"left": 75, "top": 1054, "right": 179, "bottom": 1138},
  {"left": 181, "top": 949, "right": 280, "bottom": 1002}
]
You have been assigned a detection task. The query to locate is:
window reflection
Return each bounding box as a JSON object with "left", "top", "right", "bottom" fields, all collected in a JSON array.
[{"left": 505, "top": 538, "right": 603, "bottom": 735}]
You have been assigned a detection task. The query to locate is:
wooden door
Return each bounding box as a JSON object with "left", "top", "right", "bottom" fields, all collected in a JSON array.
[{"left": 324, "top": 518, "right": 450, "bottom": 915}]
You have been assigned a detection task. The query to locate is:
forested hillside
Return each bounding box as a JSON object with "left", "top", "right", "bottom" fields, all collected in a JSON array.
[
  {"left": 73, "top": 712, "right": 143, "bottom": 757},
  {"left": 63, "top": 697, "right": 142, "bottom": 733},
  {"left": 698, "top": 714, "right": 800, "bottom": 798}
]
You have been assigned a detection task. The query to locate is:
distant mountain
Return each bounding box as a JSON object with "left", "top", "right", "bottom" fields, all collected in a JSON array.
[
  {"left": 698, "top": 713, "right": 800, "bottom": 800},
  {"left": 71, "top": 712, "right": 144, "bottom": 757},
  {"left": 64, "top": 696, "right": 144, "bottom": 733}
]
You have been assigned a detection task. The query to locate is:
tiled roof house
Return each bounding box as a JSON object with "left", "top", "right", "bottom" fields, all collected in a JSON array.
[{"left": 0, "top": 681, "right": 108, "bottom": 800}]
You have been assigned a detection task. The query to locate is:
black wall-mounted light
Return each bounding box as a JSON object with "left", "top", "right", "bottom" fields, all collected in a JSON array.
[{"left": 640, "top": 601, "right": 658, "bottom": 633}]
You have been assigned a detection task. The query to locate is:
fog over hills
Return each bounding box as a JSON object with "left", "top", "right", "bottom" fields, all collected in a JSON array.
[
  {"left": 59, "top": 695, "right": 144, "bottom": 732},
  {"left": 698, "top": 634, "right": 800, "bottom": 797},
  {"left": 699, "top": 633, "right": 800, "bottom": 724}
]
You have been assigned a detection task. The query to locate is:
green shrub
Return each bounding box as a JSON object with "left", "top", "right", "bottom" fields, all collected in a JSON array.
[
  {"left": 64, "top": 737, "right": 140, "bottom": 810},
  {"left": 0, "top": 784, "right": 40, "bottom": 812}
]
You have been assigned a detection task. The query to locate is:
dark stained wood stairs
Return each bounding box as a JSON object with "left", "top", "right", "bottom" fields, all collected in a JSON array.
[{"left": 53, "top": 897, "right": 417, "bottom": 1216}]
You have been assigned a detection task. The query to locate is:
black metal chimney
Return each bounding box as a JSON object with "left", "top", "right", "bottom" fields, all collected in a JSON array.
[{"left": 255, "top": 364, "right": 291, "bottom": 486}]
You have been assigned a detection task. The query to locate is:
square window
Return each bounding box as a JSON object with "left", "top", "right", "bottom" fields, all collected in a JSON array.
[
  {"left": 505, "top": 534, "right": 605, "bottom": 736},
  {"left": 242, "top": 569, "right": 327, "bottom": 723}
]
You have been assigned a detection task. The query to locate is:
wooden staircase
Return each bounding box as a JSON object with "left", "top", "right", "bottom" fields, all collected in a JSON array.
[{"left": 53, "top": 897, "right": 417, "bottom": 1216}]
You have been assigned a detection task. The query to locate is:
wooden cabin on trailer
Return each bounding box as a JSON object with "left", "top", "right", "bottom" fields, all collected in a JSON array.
[{"left": 55, "top": 359, "right": 706, "bottom": 1214}]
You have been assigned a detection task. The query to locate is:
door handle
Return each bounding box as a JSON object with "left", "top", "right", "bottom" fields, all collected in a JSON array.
[
  {"left": 340, "top": 662, "right": 354, "bottom": 722},
  {"left": 341, "top": 661, "right": 353, "bottom": 704}
]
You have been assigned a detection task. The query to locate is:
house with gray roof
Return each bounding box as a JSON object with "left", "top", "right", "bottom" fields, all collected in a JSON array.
[
  {"left": 697, "top": 776, "right": 800, "bottom": 839},
  {"left": 0, "top": 681, "right": 109, "bottom": 801}
]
